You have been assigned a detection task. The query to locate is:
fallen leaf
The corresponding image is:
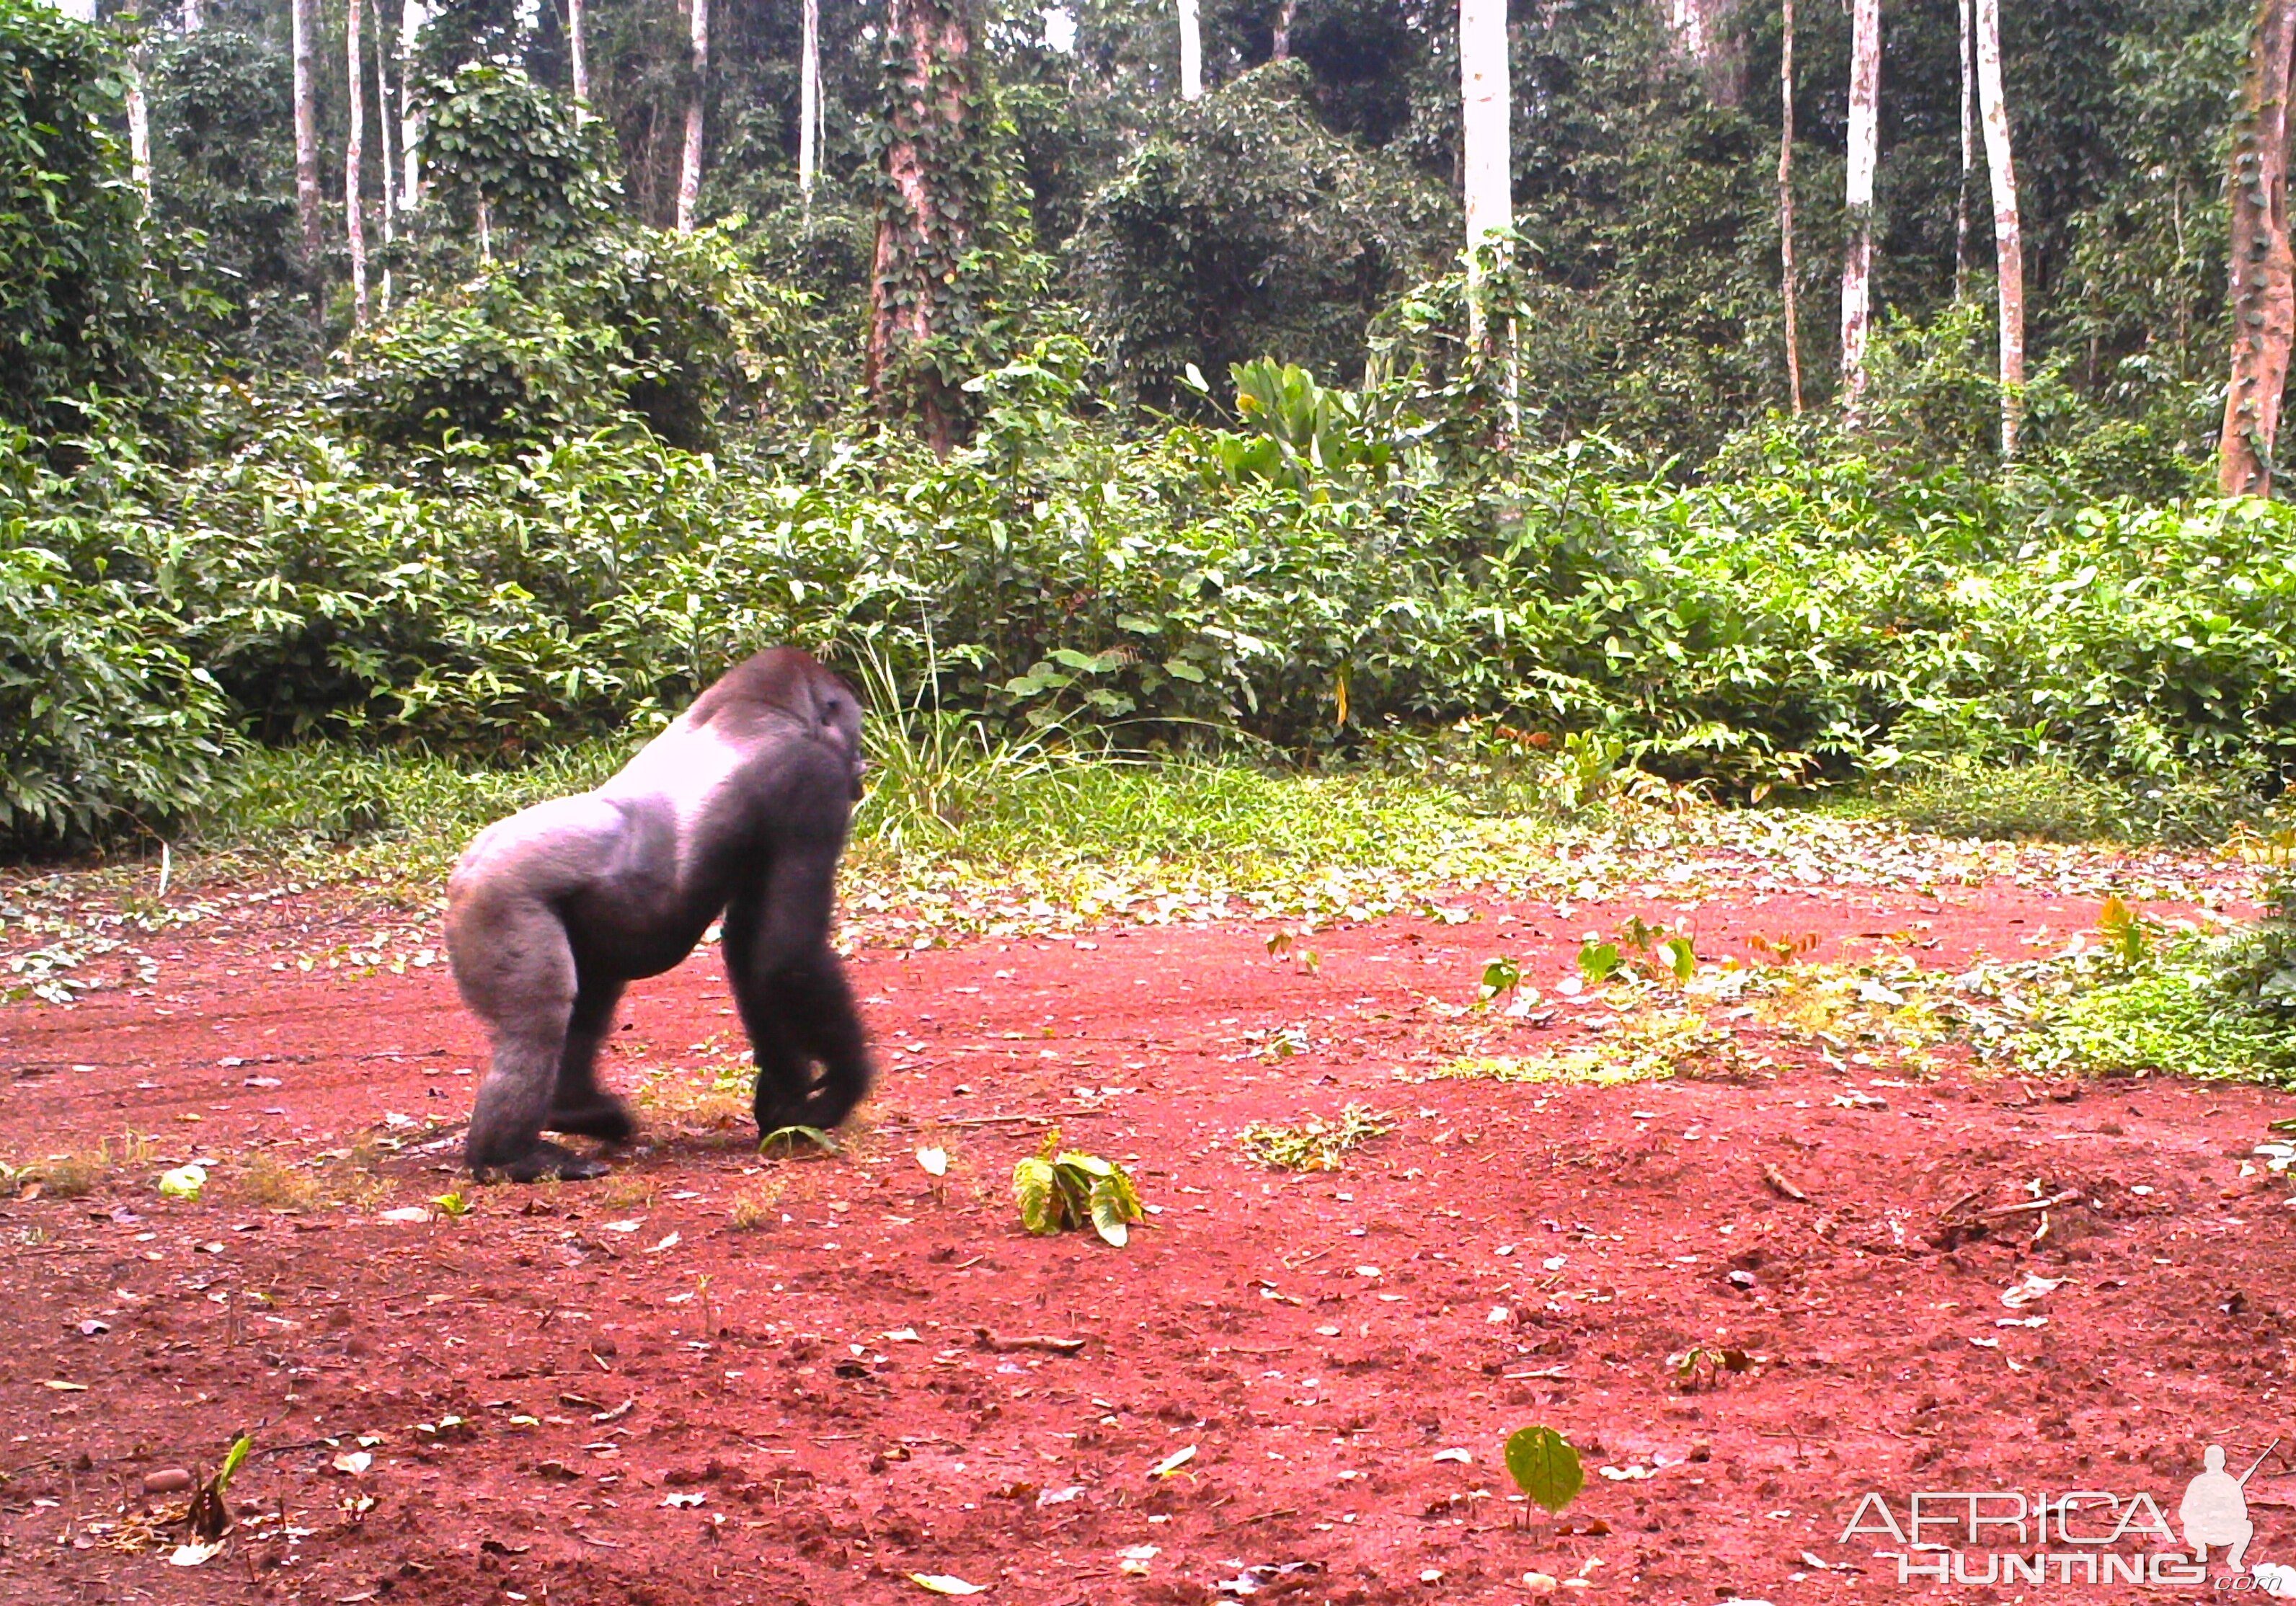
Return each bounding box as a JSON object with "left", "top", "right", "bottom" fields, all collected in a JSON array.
[
  {"left": 908, "top": 1574, "right": 987, "bottom": 1596},
  {"left": 1432, "top": 1447, "right": 1471, "bottom": 1464},
  {"left": 1148, "top": 1445, "right": 1197, "bottom": 1478},
  {"left": 599, "top": 1220, "right": 643, "bottom": 1233},
  {"left": 376, "top": 1207, "right": 430, "bottom": 1224},
  {"left": 917, "top": 1146, "right": 949, "bottom": 1177},
  {"left": 167, "top": 1541, "right": 224, "bottom": 1566},
  {"left": 42, "top": 1380, "right": 88, "bottom": 1392},
  {"left": 2001, "top": 1272, "right": 2065, "bottom": 1308},
  {"left": 642, "top": 1232, "right": 681, "bottom": 1254},
  {"left": 661, "top": 1491, "right": 705, "bottom": 1508},
  {"left": 331, "top": 1451, "right": 372, "bottom": 1476}
]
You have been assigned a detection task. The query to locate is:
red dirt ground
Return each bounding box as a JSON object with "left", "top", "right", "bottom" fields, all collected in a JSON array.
[{"left": 4, "top": 870, "right": 2295, "bottom": 1605}]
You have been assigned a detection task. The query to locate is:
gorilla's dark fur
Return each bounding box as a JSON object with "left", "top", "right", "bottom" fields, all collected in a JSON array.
[{"left": 446, "top": 647, "right": 874, "bottom": 1181}]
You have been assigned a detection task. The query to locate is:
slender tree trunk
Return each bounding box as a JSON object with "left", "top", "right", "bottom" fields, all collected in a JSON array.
[
  {"left": 293, "top": 0, "right": 322, "bottom": 265},
  {"left": 569, "top": 0, "right": 590, "bottom": 106},
  {"left": 1972, "top": 0, "right": 2023, "bottom": 456},
  {"left": 1272, "top": 0, "right": 1296, "bottom": 59},
  {"left": 348, "top": 0, "right": 369, "bottom": 326},
  {"left": 1839, "top": 0, "right": 1881, "bottom": 420},
  {"left": 401, "top": 0, "right": 426, "bottom": 210},
  {"left": 126, "top": 50, "right": 151, "bottom": 205},
  {"left": 54, "top": 0, "right": 96, "bottom": 20},
  {"left": 181, "top": 0, "right": 203, "bottom": 29},
  {"left": 676, "top": 0, "right": 709, "bottom": 231},
  {"left": 1778, "top": 0, "right": 1800, "bottom": 413},
  {"left": 2222, "top": 0, "right": 2296, "bottom": 496},
  {"left": 867, "top": 0, "right": 980, "bottom": 455},
  {"left": 1954, "top": 0, "right": 1972, "bottom": 298},
  {"left": 373, "top": 0, "right": 394, "bottom": 312},
  {"left": 1177, "top": 0, "right": 1202, "bottom": 100},
  {"left": 799, "top": 0, "right": 820, "bottom": 203},
  {"left": 1460, "top": 0, "right": 1511, "bottom": 349}
]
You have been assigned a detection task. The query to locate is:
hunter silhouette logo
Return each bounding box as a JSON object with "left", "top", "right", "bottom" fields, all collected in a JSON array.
[{"left": 1839, "top": 1441, "right": 2284, "bottom": 1589}]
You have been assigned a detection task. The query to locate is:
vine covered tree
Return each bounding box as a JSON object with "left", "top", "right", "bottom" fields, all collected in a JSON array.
[
  {"left": 2222, "top": 0, "right": 2296, "bottom": 497},
  {"left": 867, "top": 0, "right": 989, "bottom": 453}
]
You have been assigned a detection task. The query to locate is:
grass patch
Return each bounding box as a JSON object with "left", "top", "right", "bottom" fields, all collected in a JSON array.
[
  {"left": 1877, "top": 758, "right": 2126, "bottom": 843},
  {"left": 1236, "top": 1104, "right": 1396, "bottom": 1171},
  {"left": 727, "top": 1178, "right": 784, "bottom": 1230},
  {"left": 234, "top": 1151, "right": 322, "bottom": 1212},
  {"left": 1430, "top": 1013, "right": 1749, "bottom": 1087},
  {"left": 5, "top": 1130, "right": 155, "bottom": 1199}
]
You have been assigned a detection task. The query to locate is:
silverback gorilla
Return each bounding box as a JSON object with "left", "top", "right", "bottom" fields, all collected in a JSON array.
[{"left": 446, "top": 647, "right": 874, "bottom": 1181}]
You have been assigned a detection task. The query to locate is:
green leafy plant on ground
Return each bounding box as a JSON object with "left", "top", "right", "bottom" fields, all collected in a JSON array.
[
  {"left": 1236, "top": 1104, "right": 1396, "bottom": 1171},
  {"left": 1502, "top": 1425, "right": 1583, "bottom": 1516},
  {"left": 1012, "top": 1132, "right": 1143, "bottom": 1246},
  {"left": 1430, "top": 1013, "right": 1747, "bottom": 1088}
]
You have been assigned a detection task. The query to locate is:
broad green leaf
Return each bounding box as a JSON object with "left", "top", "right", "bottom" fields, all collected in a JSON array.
[
  {"left": 1013, "top": 1156, "right": 1058, "bottom": 1235},
  {"left": 1502, "top": 1425, "right": 1583, "bottom": 1514}
]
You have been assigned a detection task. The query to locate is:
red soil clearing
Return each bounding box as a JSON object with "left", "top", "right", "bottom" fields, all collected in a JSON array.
[{"left": 2, "top": 874, "right": 2293, "bottom": 1605}]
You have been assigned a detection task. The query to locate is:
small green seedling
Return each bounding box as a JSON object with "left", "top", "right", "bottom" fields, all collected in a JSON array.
[
  {"left": 1671, "top": 1344, "right": 1752, "bottom": 1391},
  {"left": 2098, "top": 893, "right": 2150, "bottom": 968},
  {"left": 761, "top": 1125, "right": 840, "bottom": 1158},
  {"left": 187, "top": 1432, "right": 252, "bottom": 1542},
  {"left": 1503, "top": 1425, "right": 1582, "bottom": 1522},
  {"left": 1238, "top": 1104, "right": 1395, "bottom": 1171},
  {"left": 430, "top": 1191, "right": 471, "bottom": 1219},
  {"left": 1577, "top": 941, "right": 1623, "bottom": 985},
  {"left": 1013, "top": 1130, "right": 1143, "bottom": 1246},
  {"left": 1479, "top": 956, "right": 1522, "bottom": 1008}
]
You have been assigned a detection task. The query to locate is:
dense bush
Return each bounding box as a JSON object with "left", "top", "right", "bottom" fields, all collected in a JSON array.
[
  {"left": 0, "top": 0, "right": 149, "bottom": 434},
  {"left": 9, "top": 347, "right": 2296, "bottom": 851}
]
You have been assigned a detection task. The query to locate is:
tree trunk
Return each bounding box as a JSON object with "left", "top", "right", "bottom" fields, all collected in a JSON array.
[
  {"left": 1177, "top": 0, "right": 1202, "bottom": 100},
  {"left": 401, "top": 0, "right": 426, "bottom": 210},
  {"left": 569, "top": 0, "right": 590, "bottom": 107},
  {"left": 867, "top": 0, "right": 980, "bottom": 455},
  {"left": 799, "top": 0, "right": 820, "bottom": 203},
  {"left": 1460, "top": 0, "right": 1511, "bottom": 350},
  {"left": 676, "top": 0, "right": 709, "bottom": 231},
  {"left": 348, "top": 0, "right": 369, "bottom": 326},
  {"left": 373, "top": 0, "right": 394, "bottom": 312},
  {"left": 1972, "top": 0, "right": 2022, "bottom": 456},
  {"left": 1272, "top": 0, "right": 1296, "bottom": 60},
  {"left": 293, "top": 0, "right": 322, "bottom": 266},
  {"left": 181, "top": 0, "right": 204, "bottom": 30},
  {"left": 1778, "top": 0, "right": 1800, "bottom": 414},
  {"left": 126, "top": 50, "right": 151, "bottom": 205},
  {"left": 1838, "top": 0, "right": 1880, "bottom": 421},
  {"left": 2222, "top": 0, "right": 2296, "bottom": 497},
  {"left": 1954, "top": 0, "right": 1972, "bottom": 298},
  {"left": 1665, "top": 0, "right": 1745, "bottom": 107}
]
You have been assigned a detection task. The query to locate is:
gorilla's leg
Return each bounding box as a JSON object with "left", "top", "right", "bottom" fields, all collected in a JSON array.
[
  {"left": 546, "top": 978, "right": 636, "bottom": 1143},
  {"left": 724, "top": 849, "right": 874, "bottom": 1132},
  {"left": 452, "top": 901, "right": 611, "bottom": 1182}
]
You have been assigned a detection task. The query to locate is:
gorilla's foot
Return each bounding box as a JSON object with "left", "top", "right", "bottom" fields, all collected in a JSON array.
[
  {"left": 473, "top": 1138, "right": 613, "bottom": 1183},
  {"left": 546, "top": 1095, "right": 637, "bottom": 1144}
]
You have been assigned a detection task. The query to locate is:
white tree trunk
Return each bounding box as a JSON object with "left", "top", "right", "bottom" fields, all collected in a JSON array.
[
  {"left": 1974, "top": 0, "right": 2024, "bottom": 455},
  {"left": 293, "top": 0, "right": 321, "bottom": 265},
  {"left": 348, "top": 0, "right": 369, "bottom": 326},
  {"left": 126, "top": 52, "right": 151, "bottom": 204},
  {"left": 1177, "top": 0, "right": 1202, "bottom": 100},
  {"left": 569, "top": 0, "right": 590, "bottom": 106},
  {"left": 181, "top": 0, "right": 204, "bottom": 31},
  {"left": 1460, "top": 0, "right": 1512, "bottom": 344},
  {"left": 52, "top": 0, "right": 97, "bottom": 21},
  {"left": 677, "top": 0, "right": 709, "bottom": 231},
  {"left": 373, "top": 0, "right": 395, "bottom": 311},
  {"left": 799, "top": 0, "right": 820, "bottom": 200},
  {"left": 1839, "top": 0, "right": 1880, "bottom": 419},
  {"left": 401, "top": 0, "right": 427, "bottom": 210},
  {"left": 1273, "top": 0, "right": 1295, "bottom": 60},
  {"left": 1954, "top": 0, "right": 1972, "bottom": 298}
]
